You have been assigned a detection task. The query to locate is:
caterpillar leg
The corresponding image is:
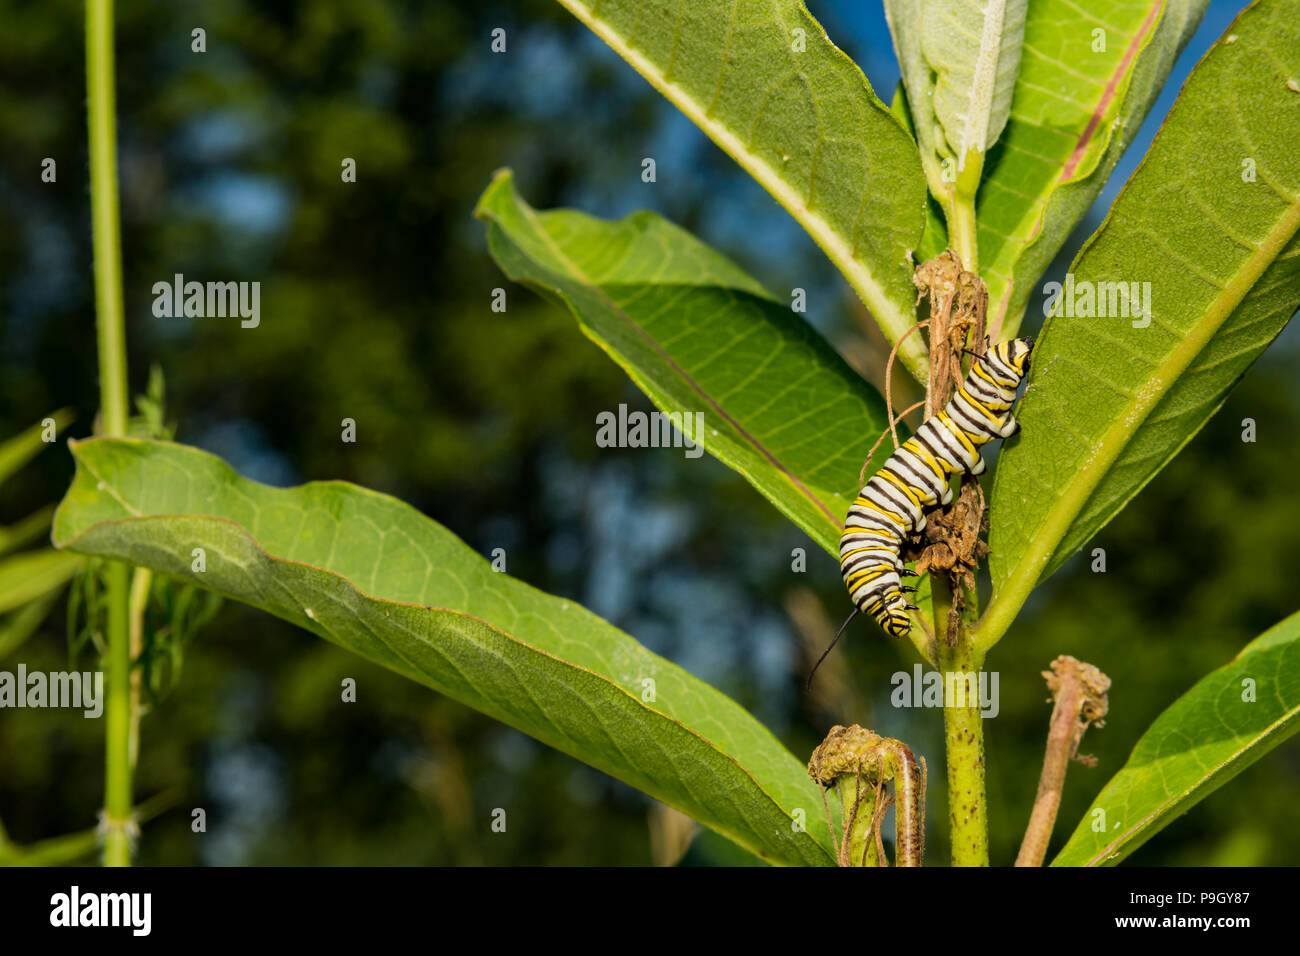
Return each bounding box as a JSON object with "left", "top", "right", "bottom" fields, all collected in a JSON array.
[
  {"left": 969, "top": 454, "right": 987, "bottom": 476},
  {"left": 999, "top": 415, "right": 1021, "bottom": 439}
]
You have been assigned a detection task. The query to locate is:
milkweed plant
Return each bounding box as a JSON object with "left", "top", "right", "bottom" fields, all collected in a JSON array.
[{"left": 13, "top": 0, "right": 1300, "bottom": 866}]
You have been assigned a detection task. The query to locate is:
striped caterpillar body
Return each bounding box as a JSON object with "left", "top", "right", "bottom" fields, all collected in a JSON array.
[{"left": 839, "top": 338, "right": 1034, "bottom": 638}]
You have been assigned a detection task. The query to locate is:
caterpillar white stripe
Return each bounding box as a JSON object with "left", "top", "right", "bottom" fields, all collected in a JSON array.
[{"left": 840, "top": 338, "right": 1034, "bottom": 638}]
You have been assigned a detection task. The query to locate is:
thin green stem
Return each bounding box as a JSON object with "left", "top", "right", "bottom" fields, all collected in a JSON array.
[
  {"left": 946, "top": 150, "right": 984, "bottom": 273},
  {"left": 931, "top": 569, "right": 953, "bottom": 643},
  {"left": 934, "top": 575, "right": 989, "bottom": 866},
  {"left": 87, "top": 0, "right": 129, "bottom": 438},
  {"left": 961, "top": 574, "right": 980, "bottom": 633},
  {"left": 947, "top": 200, "right": 979, "bottom": 274},
  {"left": 100, "top": 563, "right": 132, "bottom": 866},
  {"left": 933, "top": 148, "right": 989, "bottom": 865},
  {"left": 86, "top": 0, "right": 134, "bottom": 867},
  {"left": 1, "top": 789, "right": 179, "bottom": 866},
  {"left": 127, "top": 567, "right": 152, "bottom": 770}
]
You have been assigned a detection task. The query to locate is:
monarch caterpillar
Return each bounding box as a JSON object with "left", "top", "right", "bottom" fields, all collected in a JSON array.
[{"left": 834, "top": 338, "right": 1035, "bottom": 646}]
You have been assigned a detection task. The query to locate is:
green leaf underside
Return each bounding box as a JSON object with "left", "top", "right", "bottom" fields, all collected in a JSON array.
[
  {"left": 924, "top": 0, "right": 1027, "bottom": 165},
  {"left": 979, "top": 0, "right": 1210, "bottom": 340},
  {"left": 887, "top": 0, "right": 1028, "bottom": 202},
  {"left": 990, "top": 1, "right": 1300, "bottom": 604},
  {"left": 1053, "top": 609, "right": 1300, "bottom": 866},
  {"left": 891, "top": 84, "right": 952, "bottom": 261},
  {"left": 52, "top": 437, "right": 836, "bottom": 866},
  {"left": 478, "top": 170, "right": 892, "bottom": 560},
  {"left": 554, "top": 0, "right": 931, "bottom": 380},
  {"left": 478, "top": 172, "right": 937, "bottom": 647},
  {"left": 884, "top": 0, "right": 945, "bottom": 198}
]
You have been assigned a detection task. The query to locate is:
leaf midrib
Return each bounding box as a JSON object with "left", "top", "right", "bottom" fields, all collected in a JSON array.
[
  {"left": 1058, "top": 1, "right": 1163, "bottom": 181},
  {"left": 555, "top": 0, "right": 927, "bottom": 379},
  {"left": 961, "top": 0, "right": 1012, "bottom": 159},
  {"left": 981, "top": 189, "right": 1300, "bottom": 647},
  {"left": 985, "top": 0, "right": 1164, "bottom": 338}
]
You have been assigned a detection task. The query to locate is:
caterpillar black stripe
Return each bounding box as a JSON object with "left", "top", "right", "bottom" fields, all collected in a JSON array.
[{"left": 839, "top": 338, "right": 1034, "bottom": 639}]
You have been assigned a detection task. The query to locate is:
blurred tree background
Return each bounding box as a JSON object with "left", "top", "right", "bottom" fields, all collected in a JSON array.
[{"left": 0, "top": 0, "right": 1295, "bottom": 865}]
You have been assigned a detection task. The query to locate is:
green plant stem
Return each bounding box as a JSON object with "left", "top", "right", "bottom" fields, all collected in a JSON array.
[
  {"left": 0, "top": 789, "right": 179, "bottom": 867},
  {"left": 947, "top": 200, "right": 978, "bottom": 273},
  {"left": 934, "top": 575, "right": 989, "bottom": 866},
  {"left": 946, "top": 149, "right": 984, "bottom": 272},
  {"left": 101, "top": 562, "right": 132, "bottom": 866},
  {"left": 127, "top": 567, "right": 152, "bottom": 770},
  {"left": 87, "top": 1, "right": 129, "bottom": 439},
  {"left": 962, "top": 577, "right": 980, "bottom": 631},
  {"left": 937, "top": 148, "right": 989, "bottom": 864},
  {"left": 86, "top": 0, "right": 134, "bottom": 867}
]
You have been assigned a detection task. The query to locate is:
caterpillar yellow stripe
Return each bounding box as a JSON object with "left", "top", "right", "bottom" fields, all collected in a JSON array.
[{"left": 840, "top": 338, "right": 1034, "bottom": 638}]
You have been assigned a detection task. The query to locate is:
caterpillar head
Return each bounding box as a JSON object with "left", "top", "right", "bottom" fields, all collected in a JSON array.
[
  {"left": 1004, "top": 337, "right": 1034, "bottom": 376},
  {"left": 979, "top": 338, "right": 1033, "bottom": 386}
]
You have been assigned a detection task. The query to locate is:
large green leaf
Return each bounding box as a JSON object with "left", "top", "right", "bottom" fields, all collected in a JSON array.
[
  {"left": 477, "top": 173, "right": 938, "bottom": 655},
  {"left": 985, "top": 0, "right": 1300, "bottom": 643},
  {"left": 891, "top": 85, "right": 951, "bottom": 262},
  {"left": 1053, "top": 609, "right": 1300, "bottom": 866},
  {"left": 978, "top": 0, "right": 1208, "bottom": 338},
  {"left": 477, "top": 169, "right": 891, "bottom": 561},
  {"left": 52, "top": 437, "right": 836, "bottom": 866},
  {"left": 552, "top": 0, "right": 931, "bottom": 380}
]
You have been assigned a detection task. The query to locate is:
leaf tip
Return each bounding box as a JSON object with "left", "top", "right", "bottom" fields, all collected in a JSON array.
[{"left": 474, "top": 167, "right": 518, "bottom": 221}]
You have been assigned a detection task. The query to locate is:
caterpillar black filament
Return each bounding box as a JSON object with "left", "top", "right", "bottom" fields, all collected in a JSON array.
[{"left": 838, "top": 338, "right": 1035, "bottom": 640}]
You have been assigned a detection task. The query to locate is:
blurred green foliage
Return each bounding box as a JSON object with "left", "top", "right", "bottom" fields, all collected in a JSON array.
[{"left": 0, "top": 0, "right": 1295, "bottom": 865}]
